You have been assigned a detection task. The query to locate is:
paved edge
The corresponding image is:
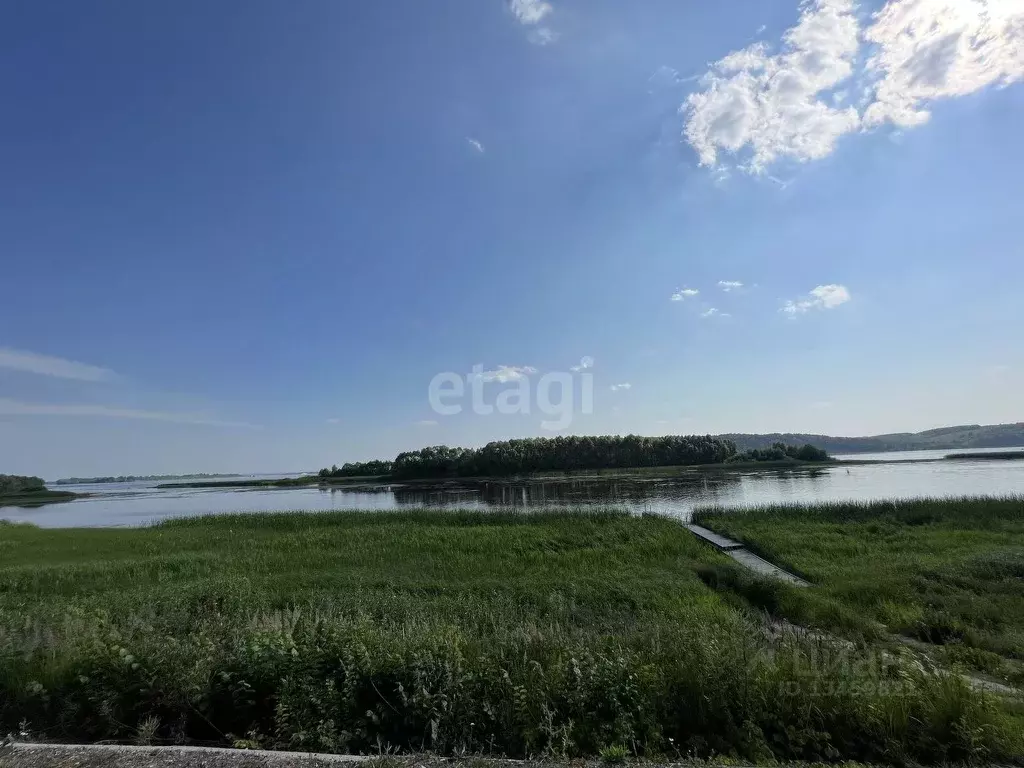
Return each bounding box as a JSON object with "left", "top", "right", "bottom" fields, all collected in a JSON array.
[{"left": 5, "top": 743, "right": 371, "bottom": 763}]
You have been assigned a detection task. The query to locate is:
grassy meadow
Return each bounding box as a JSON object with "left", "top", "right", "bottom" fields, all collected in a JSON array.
[
  {"left": 1, "top": 507, "right": 1022, "bottom": 764},
  {"left": 694, "top": 497, "right": 1024, "bottom": 686}
]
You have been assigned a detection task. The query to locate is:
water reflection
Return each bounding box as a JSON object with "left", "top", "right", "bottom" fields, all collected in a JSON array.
[
  {"left": 350, "top": 471, "right": 749, "bottom": 508},
  {"left": 3, "top": 450, "right": 1022, "bottom": 528}
]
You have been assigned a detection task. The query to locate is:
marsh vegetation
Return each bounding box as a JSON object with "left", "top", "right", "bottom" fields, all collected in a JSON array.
[{"left": 1, "top": 506, "right": 1021, "bottom": 763}]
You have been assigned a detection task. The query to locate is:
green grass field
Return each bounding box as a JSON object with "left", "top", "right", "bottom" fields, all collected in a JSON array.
[
  {"left": 694, "top": 497, "right": 1024, "bottom": 685},
  {"left": 1, "top": 508, "right": 1022, "bottom": 764}
]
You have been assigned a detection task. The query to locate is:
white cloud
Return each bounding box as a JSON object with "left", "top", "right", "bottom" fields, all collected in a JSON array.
[
  {"left": 863, "top": 0, "right": 1024, "bottom": 128},
  {"left": 467, "top": 137, "right": 485, "bottom": 153},
  {"left": 508, "top": 0, "right": 558, "bottom": 45},
  {"left": 671, "top": 287, "right": 700, "bottom": 301},
  {"left": 701, "top": 308, "right": 732, "bottom": 318},
  {"left": 684, "top": 0, "right": 1024, "bottom": 173},
  {"left": 0, "top": 399, "right": 257, "bottom": 428},
  {"left": 570, "top": 356, "right": 594, "bottom": 372},
  {"left": 0, "top": 347, "right": 116, "bottom": 382},
  {"left": 718, "top": 280, "right": 744, "bottom": 291},
  {"left": 509, "top": 0, "right": 552, "bottom": 25},
  {"left": 610, "top": 383, "right": 632, "bottom": 392},
  {"left": 415, "top": 419, "right": 440, "bottom": 427},
  {"left": 471, "top": 365, "right": 538, "bottom": 383},
  {"left": 683, "top": 0, "right": 862, "bottom": 172},
  {"left": 781, "top": 283, "right": 852, "bottom": 314}
]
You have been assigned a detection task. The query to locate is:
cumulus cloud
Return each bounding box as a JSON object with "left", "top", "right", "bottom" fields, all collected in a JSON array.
[
  {"left": 683, "top": 0, "right": 1024, "bottom": 172},
  {"left": 570, "top": 356, "right": 595, "bottom": 372},
  {"left": 781, "top": 284, "right": 851, "bottom": 314},
  {"left": 863, "top": 0, "right": 1024, "bottom": 128},
  {"left": 0, "top": 347, "right": 116, "bottom": 382},
  {"left": 671, "top": 288, "right": 700, "bottom": 301},
  {"left": 0, "top": 398, "right": 257, "bottom": 428},
  {"left": 701, "top": 308, "right": 731, "bottom": 318},
  {"left": 466, "top": 137, "right": 485, "bottom": 153},
  {"left": 610, "top": 383, "right": 632, "bottom": 392},
  {"left": 471, "top": 365, "right": 538, "bottom": 383},
  {"left": 718, "top": 280, "right": 744, "bottom": 291},
  {"left": 683, "top": 0, "right": 861, "bottom": 172}
]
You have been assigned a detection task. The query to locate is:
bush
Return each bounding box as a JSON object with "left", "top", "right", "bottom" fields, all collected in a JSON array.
[{"left": 0, "top": 475, "right": 45, "bottom": 495}]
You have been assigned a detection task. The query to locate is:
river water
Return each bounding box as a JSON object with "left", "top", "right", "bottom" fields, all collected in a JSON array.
[{"left": 4, "top": 448, "right": 1023, "bottom": 528}]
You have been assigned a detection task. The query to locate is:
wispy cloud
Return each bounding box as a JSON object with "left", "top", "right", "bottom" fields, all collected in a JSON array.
[
  {"left": 781, "top": 284, "right": 851, "bottom": 315},
  {"left": 718, "top": 280, "right": 744, "bottom": 292},
  {"left": 610, "top": 383, "right": 632, "bottom": 392},
  {"left": 528, "top": 27, "right": 560, "bottom": 45},
  {"left": 508, "top": 0, "right": 558, "bottom": 45},
  {"left": 470, "top": 365, "right": 538, "bottom": 383},
  {"left": 570, "top": 356, "right": 594, "bottom": 372},
  {"left": 509, "top": 0, "right": 552, "bottom": 24},
  {"left": 0, "top": 347, "right": 116, "bottom": 382},
  {"left": 683, "top": 0, "right": 1024, "bottom": 173},
  {"left": 701, "top": 308, "right": 731, "bottom": 318},
  {"left": 415, "top": 419, "right": 439, "bottom": 427},
  {"left": 466, "top": 137, "right": 485, "bottom": 154},
  {"left": 671, "top": 288, "right": 700, "bottom": 302},
  {"left": 0, "top": 399, "right": 258, "bottom": 428}
]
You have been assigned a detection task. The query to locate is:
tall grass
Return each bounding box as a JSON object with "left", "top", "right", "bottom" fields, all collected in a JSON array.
[
  {"left": 1, "top": 507, "right": 1021, "bottom": 763},
  {"left": 695, "top": 497, "right": 1024, "bottom": 679}
]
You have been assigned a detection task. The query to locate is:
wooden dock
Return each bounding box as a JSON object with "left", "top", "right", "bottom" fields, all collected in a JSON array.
[{"left": 685, "top": 524, "right": 811, "bottom": 587}]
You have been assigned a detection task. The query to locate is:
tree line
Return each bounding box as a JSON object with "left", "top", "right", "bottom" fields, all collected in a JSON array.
[
  {"left": 0, "top": 475, "right": 45, "bottom": 495},
  {"left": 319, "top": 459, "right": 394, "bottom": 478},
  {"left": 728, "top": 442, "right": 829, "bottom": 463},
  {"left": 320, "top": 434, "right": 831, "bottom": 480}
]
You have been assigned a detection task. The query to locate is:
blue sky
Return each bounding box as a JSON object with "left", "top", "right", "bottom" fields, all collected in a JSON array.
[{"left": 2, "top": 0, "right": 1023, "bottom": 477}]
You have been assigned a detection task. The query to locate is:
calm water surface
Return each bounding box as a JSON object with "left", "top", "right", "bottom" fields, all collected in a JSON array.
[{"left": 4, "top": 449, "right": 1024, "bottom": 528}]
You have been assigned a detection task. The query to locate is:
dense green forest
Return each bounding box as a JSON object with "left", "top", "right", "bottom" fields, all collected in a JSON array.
[
  {"left": 725, "top": 422, "right": 1024, "bottom": 454},
  {"left": 321, "top": 435, "right": 830, "bottom": 480},
  {"left": 0, "top": 475, "right": 45, "bottom": 495}
]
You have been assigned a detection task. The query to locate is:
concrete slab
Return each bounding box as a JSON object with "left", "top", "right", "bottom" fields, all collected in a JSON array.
[
  {"left": 684, "top": 524, "right": 745, "bottom": 550},
  {"left": 727, "top": 549, "right": 810, "bottom": 587}
]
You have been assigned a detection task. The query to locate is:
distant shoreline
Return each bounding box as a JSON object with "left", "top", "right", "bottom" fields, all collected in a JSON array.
[
  {"left": 0, "top": 489, "right": 83, "bottom": 507},
  {"left": 55, "top": 473, "right": 247, "bottom": 485},
  {"left": 151, "top": 450, "right": 1024, "bottom": 490}
]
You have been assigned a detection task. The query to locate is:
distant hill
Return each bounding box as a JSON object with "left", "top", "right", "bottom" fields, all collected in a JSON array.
[{"left": 721, "top": 423, "right": 1024, "bottom": 455}]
